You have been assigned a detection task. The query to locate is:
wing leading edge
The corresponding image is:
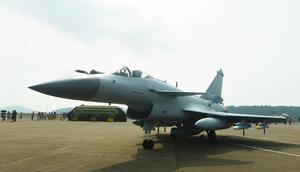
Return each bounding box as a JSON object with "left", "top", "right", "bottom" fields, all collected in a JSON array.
[{"left": 183, "top": 107, "right": 287, "bottom": 123}]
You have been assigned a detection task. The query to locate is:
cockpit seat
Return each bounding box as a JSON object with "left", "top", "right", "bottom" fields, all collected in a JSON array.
[{"left": 132, "top": 70, "right": 143, "bottom": 78}]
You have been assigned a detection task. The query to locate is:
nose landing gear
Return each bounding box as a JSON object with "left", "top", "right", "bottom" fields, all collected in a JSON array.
[{"left": 142, "top": 121, "right": 154, "bottom": 150}]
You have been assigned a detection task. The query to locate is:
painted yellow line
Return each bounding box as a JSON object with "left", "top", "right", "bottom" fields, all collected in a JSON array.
[{"left": 238, "top": 144, "right": 300, "bottom": 158}]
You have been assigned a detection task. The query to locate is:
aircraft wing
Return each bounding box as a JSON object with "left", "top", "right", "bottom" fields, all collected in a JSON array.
[
  {"left": 183, "top": 107, "right": 287, "bottom": 123},
  {"left": 149, "top": 89, "right": 207, "bottom": 97}
]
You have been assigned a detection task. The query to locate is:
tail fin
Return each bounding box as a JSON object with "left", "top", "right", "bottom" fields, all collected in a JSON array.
[{"left": 201, "top": 69, "right": 224, "bottom": 103}]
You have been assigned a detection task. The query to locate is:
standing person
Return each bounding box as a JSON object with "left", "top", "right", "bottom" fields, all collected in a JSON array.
[
  {"left": 31, "top": 112, "right": 35, "bottom": 120},
  {"left": 12, "top": 110, "right": 17, "bottom": 122},
  {"left": 20, "top": 112, "right": 23, "bottom": 120},
  {"left": 7, "top": 111, "right": 11, "bottom": 122},
  {"left": 1, "top": 111, "right": 5, "bottom": 121},
  {"left": 11, "top": 111, "right": 13, "bottom": 122}
]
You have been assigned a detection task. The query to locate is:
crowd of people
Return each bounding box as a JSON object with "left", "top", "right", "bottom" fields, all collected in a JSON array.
[
  {"left": 1, "top": 110, "right": 20, "bottom": 122},
  {"left": 1, "top": 110, "right": 57, "bottom": 121},
  {"left": 31, "top": 112, "right": 57, "bottom": 121}
]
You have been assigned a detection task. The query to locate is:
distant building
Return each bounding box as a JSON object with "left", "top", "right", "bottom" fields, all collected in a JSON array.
[{"left": 68, "top": 105, "right": 127, "bottom": 122}]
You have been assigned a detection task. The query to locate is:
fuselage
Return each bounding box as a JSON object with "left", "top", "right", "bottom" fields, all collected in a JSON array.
[
  {"left": 87, "top": 73, "right": 225, "bottom": 122},
  {"left": 30, "top": 72, "right": 226, "bottom": 123}
]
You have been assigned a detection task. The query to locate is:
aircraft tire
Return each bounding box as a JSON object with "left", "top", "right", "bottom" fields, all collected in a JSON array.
[{"left": 143, "top": 139, "right": 154, "bottom": 150}]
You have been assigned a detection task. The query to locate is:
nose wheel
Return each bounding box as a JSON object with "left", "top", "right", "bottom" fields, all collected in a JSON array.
[
  {"left": 143, "top": 139, "right": 154, "bottom": 150},
  {"left": 142, "top": 121, "right": 154, "bottom": 150}
]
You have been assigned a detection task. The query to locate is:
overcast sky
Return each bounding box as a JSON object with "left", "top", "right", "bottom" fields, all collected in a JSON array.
[{"left": 0, "top": 0, "right": 299, "bottom": 111}]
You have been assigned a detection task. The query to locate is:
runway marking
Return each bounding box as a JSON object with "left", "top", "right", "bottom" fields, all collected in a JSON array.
[
  {"left": 238, "top": 144, "right": 300, "bottom": 158},
  {"left": 224, "top": 133, "right": 300, "bottom": 146}
]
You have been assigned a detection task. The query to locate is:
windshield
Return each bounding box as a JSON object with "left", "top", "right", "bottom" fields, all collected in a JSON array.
[{"left": 113, "top": 66, "right": 154, "bottom": 79}]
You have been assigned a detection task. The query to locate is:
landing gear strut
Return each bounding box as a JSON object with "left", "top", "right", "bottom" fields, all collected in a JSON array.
[
  {"left": 142, "top": 121, "right": 154, "bottom": 150},
  {"left": 207, "top": 130, "right": 216, "bottom": 142}
]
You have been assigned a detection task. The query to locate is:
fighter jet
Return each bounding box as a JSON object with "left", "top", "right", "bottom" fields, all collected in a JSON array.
[{"left": 29, "top": 66, "right": 287, "bottom": 150}]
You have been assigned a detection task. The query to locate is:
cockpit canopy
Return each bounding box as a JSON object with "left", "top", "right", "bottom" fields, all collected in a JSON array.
[{"left": 113, "top": 66, "right": 154, "bottom": 79}]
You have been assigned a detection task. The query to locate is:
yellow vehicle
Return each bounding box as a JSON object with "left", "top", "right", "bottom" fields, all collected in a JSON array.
[{"left": 256, "top": 122, "right": 269, "bottom": 129}]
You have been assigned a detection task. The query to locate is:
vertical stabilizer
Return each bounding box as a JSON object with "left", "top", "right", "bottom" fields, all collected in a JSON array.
[{"left": 202, "top": 69, "right": 224, "bottom": 103}]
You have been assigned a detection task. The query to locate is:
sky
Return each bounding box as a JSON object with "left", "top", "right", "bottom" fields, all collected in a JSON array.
[{"left": 0, "top": 0, "right": 299, "bottom": 111}]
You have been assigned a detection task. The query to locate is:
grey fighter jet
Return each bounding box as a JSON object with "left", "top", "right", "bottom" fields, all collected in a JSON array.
[{"left": 29, "top": 66, "right": 287, "bottom": 150}]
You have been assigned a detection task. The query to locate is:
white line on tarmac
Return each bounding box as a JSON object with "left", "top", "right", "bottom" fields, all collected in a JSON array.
[
  {"left": 231, "top": 134, "right": 300, "bottom": 146},
  {"left": 238, "top": 144, "right": 300, "bottom": 158}
]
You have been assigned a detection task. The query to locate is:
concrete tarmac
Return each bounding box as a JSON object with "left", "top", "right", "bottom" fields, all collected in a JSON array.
[{"left": 0, "top": 119, "right": 300, "bottom": 172}]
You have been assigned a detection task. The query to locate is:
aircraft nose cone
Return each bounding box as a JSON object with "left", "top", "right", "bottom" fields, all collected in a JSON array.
[{"left": 29, "top": 77, "right": 100, "bottom": 101}]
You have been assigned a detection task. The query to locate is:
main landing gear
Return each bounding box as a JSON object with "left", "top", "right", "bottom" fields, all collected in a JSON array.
[{"left": 143, "top": 121, "right": 154, "bottom": 150}]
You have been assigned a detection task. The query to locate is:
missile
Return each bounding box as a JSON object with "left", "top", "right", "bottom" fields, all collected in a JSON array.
[{"left": 233, "top": 123, "right": 251, "bottom": 130}]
